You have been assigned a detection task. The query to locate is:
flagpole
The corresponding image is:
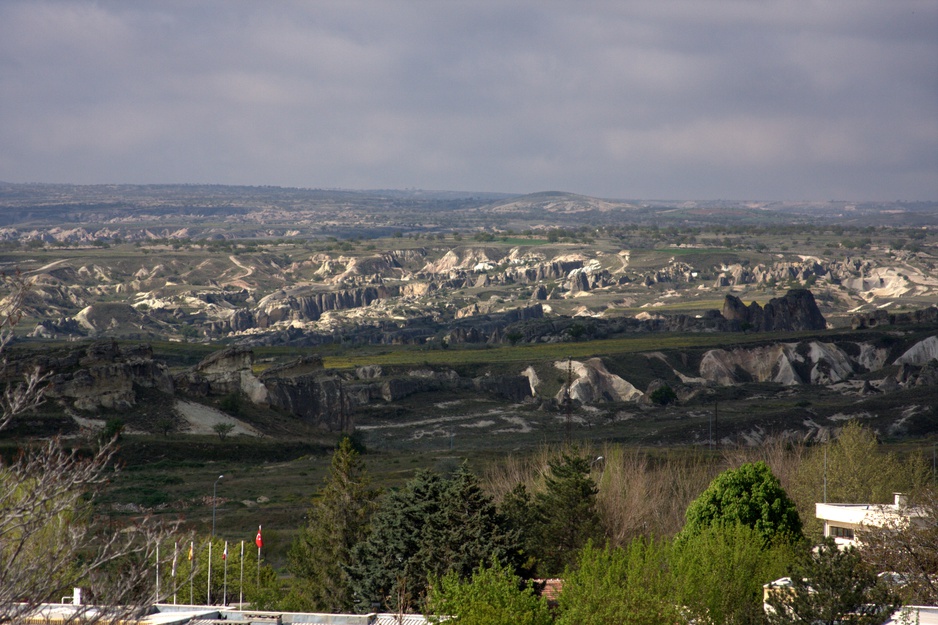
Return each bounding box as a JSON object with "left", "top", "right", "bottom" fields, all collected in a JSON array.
[
  {"left": 172, "top": 541, "right": 178, "bottom": 605},
  {"left": 155, "top": 543, "right": 160, "bottom": 604},
  {"left": 256, "top": 525, "right": 262, "bottom": 588},
  {"left": 189, "top": 540, "right": 194, "bottom": 605},
  {"left": 223, "top": 541, "right": 228, "bottom": 606},
  {"left": 239, "top": 540, "right": 244, "bottom": 609},
  {"left": 207, "top": 542, "right": 213, "bottom": 605}
]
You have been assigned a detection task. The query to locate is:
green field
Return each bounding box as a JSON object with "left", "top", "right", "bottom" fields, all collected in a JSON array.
[{"left": 320, "top": 329, "right": 826, "bottom": 370}]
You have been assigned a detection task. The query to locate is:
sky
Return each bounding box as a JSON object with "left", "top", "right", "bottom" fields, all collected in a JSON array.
[{"left": 1, "top": 1, "right": 936, "bottom": 201}]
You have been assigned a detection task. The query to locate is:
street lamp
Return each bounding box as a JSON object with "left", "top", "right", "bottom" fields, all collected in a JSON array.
[{"left": 212, "top": 475, "right": 224, "bottom": 537}]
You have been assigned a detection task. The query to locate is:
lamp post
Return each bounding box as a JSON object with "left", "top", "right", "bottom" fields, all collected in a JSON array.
[
  {"left": 212, "top": 475, "right": 224, "bottom": 538},
  {"left": 209, "top": 474, "right": 223, "bottom": 606}
]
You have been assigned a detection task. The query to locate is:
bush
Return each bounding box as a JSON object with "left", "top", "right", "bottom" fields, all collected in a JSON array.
[
  {"left": 219, "top": 393, "right": 243, "bottom": 416},
  {"left": 212, "top": 422, "right": 235, "bottom": 440},
  {"left": 649, "top": 385, "right": 677, "bottom": 406},
  {"left": 101, "top": 418, "right": 125, "bottom": 444},
  {"left": 428, "top": 558, "right": 551, "bottom": 625}
]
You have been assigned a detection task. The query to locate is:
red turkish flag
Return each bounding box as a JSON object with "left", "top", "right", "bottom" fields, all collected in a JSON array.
[{"left": 255, "top": 525, "right": 263, "bottom": 548}]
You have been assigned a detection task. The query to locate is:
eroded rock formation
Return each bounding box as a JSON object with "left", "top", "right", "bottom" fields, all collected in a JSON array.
[{"left": 721, "top": 289, "right": 826, "bottom": 332}]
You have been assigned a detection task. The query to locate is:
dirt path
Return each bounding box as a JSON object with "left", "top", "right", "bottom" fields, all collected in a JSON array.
[
  {"left": 228, "top": 255, "right": 254, "bottom": 278},
  {"left": 28, "top": 258, "right": 69, "bottom": 274}
]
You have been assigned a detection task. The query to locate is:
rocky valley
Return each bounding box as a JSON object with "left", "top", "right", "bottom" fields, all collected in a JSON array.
[{"left": 0, "top": 183, "right": 935, "bottom": 453}]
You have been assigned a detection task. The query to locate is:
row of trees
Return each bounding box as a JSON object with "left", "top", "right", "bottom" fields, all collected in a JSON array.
[
  {"left": 285, "top": 441, "right": 605, "bottom": 613},
  {"left": 435, "top": 463, "right": 932, "bottom": 624},
  {"left": 280, "top": 427, "right": 935, "bottom": 621}
]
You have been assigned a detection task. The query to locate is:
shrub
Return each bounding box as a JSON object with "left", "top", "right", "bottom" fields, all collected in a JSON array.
[{"left": 649, "top": 385, "right": 677, "bottom": 406}]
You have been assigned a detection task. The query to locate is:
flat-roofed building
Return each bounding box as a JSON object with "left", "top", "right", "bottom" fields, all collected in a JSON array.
[{"left": 815, "top": 493, "right": 925, "bottom": 549}]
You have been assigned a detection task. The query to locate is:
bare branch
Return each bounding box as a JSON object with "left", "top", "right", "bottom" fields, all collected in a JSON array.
[
  {"left": 0, "top": 270, "right": 184, "bottom": 624},
  {"left": 857, "top": 489, "right": 938, "bottom": 605}
]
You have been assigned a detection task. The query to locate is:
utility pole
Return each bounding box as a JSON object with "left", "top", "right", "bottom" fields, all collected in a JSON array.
[
  {"left": 713, "top": 401, "right": 720, "bottom": 449},
  {"left": 564, "top": 358, "right": 573, "bottom": 445},
  {"left": 338, "top": 380, "right": 347, "bottom": 434},
  {"left": 824, "top": 446, "right": 828, "bottom": 504},
  {"left": 709, "top": 404, "right": 713, "bottom": 451}
]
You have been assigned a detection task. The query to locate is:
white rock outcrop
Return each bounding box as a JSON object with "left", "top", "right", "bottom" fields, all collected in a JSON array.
[
  {"left": 700, "top": 341, "right": 859, "bottom": 386},
  {"left": 894, "top": 336, "right": 938, "bottom": 366},
  {"left": 554, "top": 358, "right": 643, "bottom": 403}
]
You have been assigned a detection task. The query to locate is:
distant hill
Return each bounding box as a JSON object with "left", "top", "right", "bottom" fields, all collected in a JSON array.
[
  {"left": 0, "top": 183, "right": 934, "bottom": 229},
  {"left": 483, "top": 191, "right": 638, "bottom": 214}
]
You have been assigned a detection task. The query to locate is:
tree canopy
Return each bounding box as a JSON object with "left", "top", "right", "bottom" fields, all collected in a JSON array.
[
  {"left": 427, "top": 558, "right": 551, "bottom": 625},
  {"left": 556, "top": 539, "right": 678, "bottom": 625},
  {"left": 348, "top": 465, "right": 519, "bottom": 613},
  {"left": 680, "top": 461, "right": 802, "bottom": 545},
  {"left": 671, "top": 523, "right": 794, "bottom": 625},
  {"left": 789, "top": 422, "right": 931, "bottom": 537}
]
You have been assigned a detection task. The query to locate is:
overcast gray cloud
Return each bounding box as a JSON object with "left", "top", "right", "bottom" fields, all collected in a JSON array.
[{"left": 0, "top": 0, "right": 935, "bottom": 200}]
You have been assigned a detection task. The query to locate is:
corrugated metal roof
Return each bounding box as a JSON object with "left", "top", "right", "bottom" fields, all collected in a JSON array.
[{"left": 371, "top": 614, "right": 428, "bottom": 625}]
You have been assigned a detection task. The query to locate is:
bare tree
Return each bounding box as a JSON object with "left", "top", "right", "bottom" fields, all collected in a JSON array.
[
  {"left": 0, "top": 273, "right": 180, "bottom": 624},
  {"left": 857, "top": 488, "right": 938, "bottom": 605}
]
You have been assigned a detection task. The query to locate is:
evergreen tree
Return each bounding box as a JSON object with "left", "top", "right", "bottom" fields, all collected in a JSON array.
[
  {"left": 499, "top": 483, "right": 539, "bottom": 575},
  {"left": 680, "top": 461, "right": 802, "bottom": 545},
  {"left": 422, "top": 464, "right": 520, "bottom": 582},
  {"left": 348, "top": 466, "right": 520, "bottom": 613},
  {"left": 349, "top": 470, "right": 446, "bottom": 612},
  {"left": 287, "top": 437, "right": 379, "bottom": 612},
  {"left": 533, "top": 451, "right": 603, "bottom": 575}
]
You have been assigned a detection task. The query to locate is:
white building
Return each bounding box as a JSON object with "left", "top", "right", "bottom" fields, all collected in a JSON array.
[{"left": 815, "top": 492, "right": 925, "bottom": 549}]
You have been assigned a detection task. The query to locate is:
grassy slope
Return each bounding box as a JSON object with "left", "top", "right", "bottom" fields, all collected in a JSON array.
[{"left": 319, "top": 329, "right": 829, "bottom": 370}]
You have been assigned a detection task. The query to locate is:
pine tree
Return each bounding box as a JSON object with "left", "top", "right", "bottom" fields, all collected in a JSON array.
[
  {"left": 348, "top": 470, "right": 448, "bottom": 613},
  {"left": 288, "top": 437, "right": 379, "bottom": 612},
  {"left": 348, "top": 466, "right": 521, "bottom": 613},
  {"left": 499, "top": 483, "right": 539, "bottom": 575},
  {"left": 533, "top": 451, "right": 603, "bottom": 576},
  {"left": 423, "top": 464, "right": 520, "bottom": 581}
]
